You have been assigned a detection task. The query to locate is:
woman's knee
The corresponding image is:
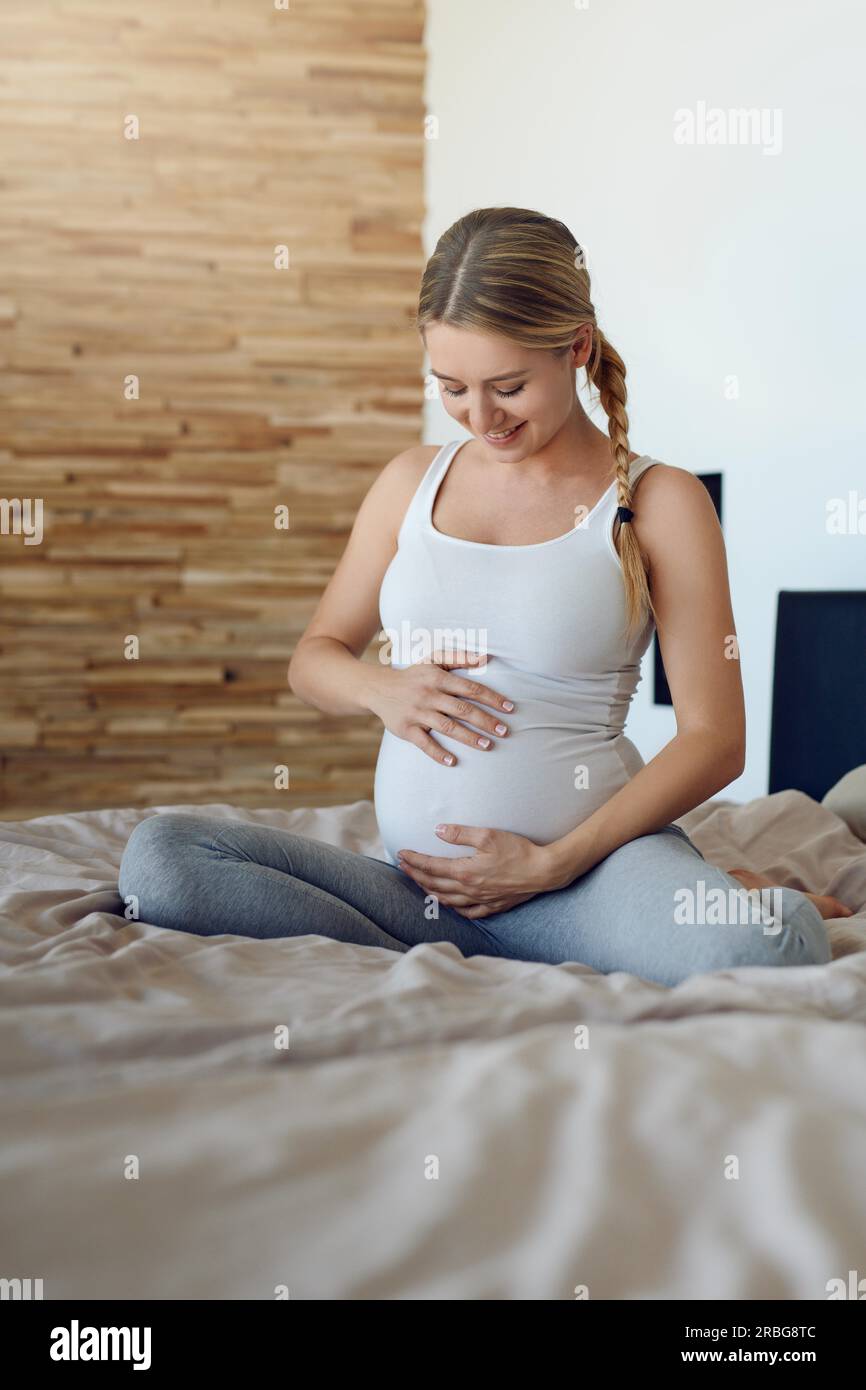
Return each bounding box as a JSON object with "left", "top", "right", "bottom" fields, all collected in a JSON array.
[
  {"left": 118, "top": 813, "right": 212, "bottom": 921},
  {"left": 602, "top": 838, "right": 832, "bottom": 976},
  {"left": 683, "top": 881, "right": 832, "bottom": 974},
  {"left": 724, "top": 886, "right": 831, "bottom": 969}
]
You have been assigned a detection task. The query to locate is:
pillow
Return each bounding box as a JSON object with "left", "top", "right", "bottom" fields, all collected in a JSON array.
[{"left": 822, "top": 765, "right": 866, "bottom": 841}]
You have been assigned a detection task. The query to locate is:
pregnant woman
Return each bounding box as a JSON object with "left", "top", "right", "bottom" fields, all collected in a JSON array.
[{"left": 118, "top": 206, "right": 840, "bottom": 987}]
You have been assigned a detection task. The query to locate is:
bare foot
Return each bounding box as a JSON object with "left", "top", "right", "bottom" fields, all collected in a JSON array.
[{"left": 727, "top": 867, "right": 853, "bottom": 920}]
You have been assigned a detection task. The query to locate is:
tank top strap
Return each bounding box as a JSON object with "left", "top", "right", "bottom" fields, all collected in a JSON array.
[
  {"left": 628, "top": 454, "right": 659, "bottom": 488},
  {"left": 601, "top": 455, "right": 659, "bottom": 533},
  {"left": 396, "top": 440, "right": 460, "bottom": 545}
]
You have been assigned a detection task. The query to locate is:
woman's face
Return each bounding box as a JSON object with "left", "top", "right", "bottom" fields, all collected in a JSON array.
[{"left": 424, "top": 321, "right": 591, "bottom": 454}]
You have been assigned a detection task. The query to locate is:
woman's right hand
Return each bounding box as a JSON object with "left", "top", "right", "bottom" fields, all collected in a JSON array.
[{"left": 368, "top": 649, "right": 515, "bottom": 765}]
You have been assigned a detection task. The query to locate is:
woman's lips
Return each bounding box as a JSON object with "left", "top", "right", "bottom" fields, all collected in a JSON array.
[{"left": 483, "top": 420, "right": 527, "bottom": 446}]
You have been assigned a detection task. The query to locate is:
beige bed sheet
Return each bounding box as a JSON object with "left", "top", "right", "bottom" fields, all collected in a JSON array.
[{"left": 1, "top": 788, "right": 865, "bottom": 1300}]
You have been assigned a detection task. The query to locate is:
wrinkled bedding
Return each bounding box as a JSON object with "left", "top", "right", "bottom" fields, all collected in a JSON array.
[{"left": 1, "top": 789, "right": 865, "bottom": 1299}]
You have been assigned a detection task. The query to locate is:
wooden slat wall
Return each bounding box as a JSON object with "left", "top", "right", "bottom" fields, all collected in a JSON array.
[{"left": 0, "top": 0, "right": 426, "bottom": 821}]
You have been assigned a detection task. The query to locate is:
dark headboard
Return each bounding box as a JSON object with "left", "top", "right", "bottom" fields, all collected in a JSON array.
[{"left": 768, "top": 591, "right": 866, "bottom": 801}]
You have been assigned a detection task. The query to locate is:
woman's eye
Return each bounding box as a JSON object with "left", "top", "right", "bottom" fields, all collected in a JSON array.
[{"left": 441, "top": 384, "right": 525, "bottom": 399}]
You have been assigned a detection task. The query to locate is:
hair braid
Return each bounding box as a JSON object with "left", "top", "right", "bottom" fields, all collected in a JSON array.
[{"left": 586, "top": 329, "right": 657, "bottom": 641}]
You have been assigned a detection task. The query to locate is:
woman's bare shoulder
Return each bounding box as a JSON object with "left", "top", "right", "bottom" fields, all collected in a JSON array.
[
  {"left": 382, "top": 442, "right": 442, "bottom": 482},
  {"left": 634, "top": 461, "right": 712, "bottom": 505},
  {"left": 632, "top": 463, "right": 724, "bottom": 566},
  {"left": 374, "top": 443, "right": 444, "bottom": 514},
  {"left": 354, "top": 443, "right": 444, "bottom": 551}
]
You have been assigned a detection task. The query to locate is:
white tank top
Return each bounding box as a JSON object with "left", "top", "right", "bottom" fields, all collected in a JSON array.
[{"left": 373, "top": 439, "right": 661, "bottom": 866}]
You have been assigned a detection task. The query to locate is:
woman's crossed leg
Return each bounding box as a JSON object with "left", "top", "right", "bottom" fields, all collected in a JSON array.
[{"left": 117, "top": 814, "right": 831, "bottom": 987}]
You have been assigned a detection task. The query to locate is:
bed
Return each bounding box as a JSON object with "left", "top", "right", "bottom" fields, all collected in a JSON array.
[{"left": 2, "top": 598, "right": 866, "bottom": 1300}]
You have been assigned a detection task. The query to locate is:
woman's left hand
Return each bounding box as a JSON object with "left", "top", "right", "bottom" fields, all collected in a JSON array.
[{"left": 396, "top": 824, "right": 554, "bottom": 917}]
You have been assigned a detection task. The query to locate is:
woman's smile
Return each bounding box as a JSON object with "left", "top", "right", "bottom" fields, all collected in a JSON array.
[{"left": 483, "top": 420, "right": 528, "bottom": 446}]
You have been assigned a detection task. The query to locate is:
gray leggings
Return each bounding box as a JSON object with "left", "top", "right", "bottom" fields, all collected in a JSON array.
[{"left": 117, "top": 812, "right": 832, "bottom": 988}]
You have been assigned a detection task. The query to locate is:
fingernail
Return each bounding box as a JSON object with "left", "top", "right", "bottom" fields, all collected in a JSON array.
[
  {"left": 477, "top": 736, "right": 491, "bottom": 748},
  {"left": 444, "top": 754, "right": 455, "bottom": 765},
  {"left": 502, "top": 701, "right": 514, "bottom": 711},
  {"left": 494, "top": 723, "right": 507, "bottom": 735}
]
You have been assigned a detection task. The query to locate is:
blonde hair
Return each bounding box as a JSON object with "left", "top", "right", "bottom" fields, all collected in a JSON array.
[{"left": 416, "top": 206, "right": 656, "bottom": 643}]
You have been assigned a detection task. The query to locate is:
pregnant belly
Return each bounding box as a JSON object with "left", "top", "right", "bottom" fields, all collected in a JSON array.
[{"left": 373, "top": 665, "right": 644, "bottom": 866}]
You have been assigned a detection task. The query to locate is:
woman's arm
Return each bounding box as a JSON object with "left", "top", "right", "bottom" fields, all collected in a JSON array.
[
  {"left": 544, "top": 463, "right": 746, "bottom": 890},
  {"left": 287, "top": 446, "right": 432, "bottom": 714},
  {"left": 290, "top": 445, "right": 520, "bottom": 768}
]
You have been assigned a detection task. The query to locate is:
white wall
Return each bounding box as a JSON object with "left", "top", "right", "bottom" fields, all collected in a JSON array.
[{"left": 421, "top": 0, "right": 865, "bottom": 801}]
